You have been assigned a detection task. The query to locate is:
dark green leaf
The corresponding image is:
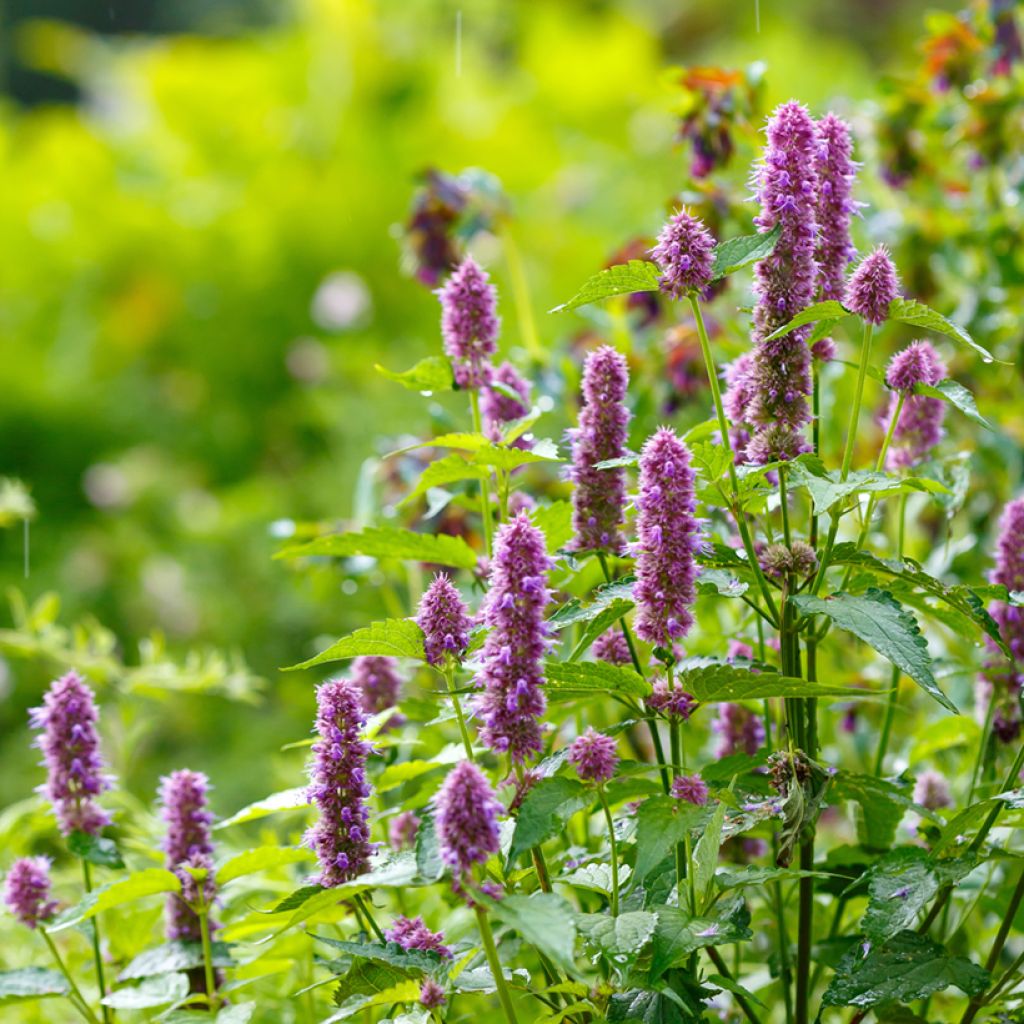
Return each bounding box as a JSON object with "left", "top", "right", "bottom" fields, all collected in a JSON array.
[
  {"left": 678, "top": 663, "right": 866, "bottom": 701},
  {"left": 285, "top": 618, "right": 425, "bottom": 670},
  {"left": 67, "top": 831, "right": 125, "bottom": 869},
  {"left": 831, "top": 773, "right": 937, "bottom": 850},
  {"left": 551, "top": 261, "right": 661, "bottom": 314},
  {"left": 692, "top": 801, "right": 727, "bottom": 911},
  {"left": 710, "top": 223, "right": 781, "bottom": 280},
  {"left": 375, "top": 355, "right": 454, "bottom": 392},
  {"left": 507, "top": 776, "right": 592, "bottom": 864},
  {"left": 549, "top": 580, "right": 635, "bottom": 629},
  {"left": 761, "top": 300, "right": 849, "bottom": 341},
  {"left": 576, "top": 911, "right": 657, "bottom": 960},
  {"left": 0, "top": 968, "right": 70, "bottom": 1004},
  {"left": 312, "top": 936, "right": 447, "bottom": 979},
  {"left": 888, "top": 298, "right": 1002, "bottom": 364},
  {"left": 915, "top": 379, "right": 991, "bottom": 431},
  {"left": 634, "top": 798, "right": 708, "bottom": 883},
  {"left": 489, "top": 892, "right": 578, "bottom": 973},
  {"left": 275, "top": 526, "right": 478, "bottom": 569},
  {"left": 650, "top": 897, "right": 752, "bottom": 979}
]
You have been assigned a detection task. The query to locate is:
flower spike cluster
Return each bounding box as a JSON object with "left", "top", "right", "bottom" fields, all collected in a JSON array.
[
  {"left": 844, "top": 246, "right": 900, "bottom": 325},
  {"left": 814, "top": 113, "right": 858, "bottom": 301},
  {"left": 651, "top": 209, "right": 716, "bottom": 298},
  {"left": 417, "top": 573, "right": 472, "bottom": 668},
  {"left": 351, "top": 656, "right": 403, "bottom": 717},
  {"left": 570, "top": 346, "right": 631, "bottom": 554},
  {"left": 567, "top": 728, "right": 619, "bottom": 784},
  {"left": 475, "top": 511, "right": 553, "bottom": 762},
  {"left": 438, "top": 256, "right": 500, "bottom": 388},
  {"left": 161, "top": 769, "right": 217, "bottom": 941},
  {"left": 884, "top": 340, "right": 947, "bottom": 469},
  {"left": 306, "top": 678, "right": 375, "bottom": 887},
  {"left": 4, "top": 857, "right": 58, "bottom": 929},
  {"left": 30, "top": 671, "right": 112, "bottom": 836},
  {"left": 435, "top": 760, "right": 502, "bottom": 882},
  {"left": 634, "top": 427, "right": 700, "bottom": 646},
  {"left": 386, "top": 915, "right": 452, "bottom": 958}
]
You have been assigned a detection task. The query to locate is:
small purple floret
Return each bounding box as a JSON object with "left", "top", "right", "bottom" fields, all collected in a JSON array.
[{"left": 651, "top": 209, "right": 716, "bottom": 298}]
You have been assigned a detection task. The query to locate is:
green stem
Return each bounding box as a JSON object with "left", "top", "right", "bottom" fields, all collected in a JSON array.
[
  {"left": 353, "top": 893, "right": 386, "bottom": 942},
  {"left": 40, "top": 928, "right": 102, "bottom": 1024},
  {"left": 773, "top": 875, "right": 795, "bottom": 1024},
  {"left": 81, "top": 861, "right": 111, "bottom": 1024},
  {"left": 469, "top": 389, "right": 494, "bottom": 557},
  {"left": 874, "top": 496, "right": 908, "bottom": 776},
  {"left": 474, "top": 906, "right": 519, "bottom": 1024},
  {"left": 795, "top": 839, "right": 814, "bottom": 1024},
  {"left": 198, "top": 906, "right": 219, "bottom": 1014},
  {"left": 840, "top": 320, "right": 874, "bottom": 482},
  {"left": 779, "top": 466, "right": 792, "bottom": 547},
  {"left": 444, "top": 664, "right": 475, "bottom": 761},
  {"left": 597, "top": 787, "right": 620, "bottom": 917},
  {"left": 705, "top": 945, "right": 763, "bottom": 1024}
]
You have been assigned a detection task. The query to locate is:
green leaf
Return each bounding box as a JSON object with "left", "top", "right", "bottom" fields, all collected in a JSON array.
[
  {"left": 285, "top": 618, "right": 424, "bottom": 670},
  {"left": 608, "top": 987, "right": 706, "bottom": 1024},
  {"left": 490, "top": 892, "right": 578, "bottom": 973},
  {"left": 275, "top": 527, "right": 478, "bottom": 569},
  {"left": 400, "top": 453, "right": 491, "bottom": 506},
  {"left": 267, "top": 885, "right": 326, "bottom": 915},
  {"left": 313, "top": 936, "right": 447, "bottom": 979},
  {"left": 695, "top": 569, "right": 748, "bottom": 598},
  {"left": 822, "top": 930, "right": 988, "bottom": 1008},
  {"left": 549, "top": 580, "right": 635, "bottom": 629},
  {"left": 414, "top": 813, "right": 444, "bottom": 883},
  {"left": 544, "top": 660, "right": 651, "bottom": 700},
  {"left": 914, "top": 379, "right": 992, "bottom": 431},
  {"left": 650, "top": 898, "right": 752, "bottom": 979},
  {"left": 472, "top": 439, "right": 561, "bottom": 470},
  {"left": 332, "top": 959, "right": 417, "bottom": 1004},
  {"left": 787, "top": 458, "right": 891, "bottom": 514},
  {"left": 49, "top": 869, "right": 181, "bottom": 932},
  {"left": 634, "top": 797, "right": 708, "bottom": 883},
  {"left": 677, "top": 663, "right": 866, "bottom": 702},
  {"left": 0, "top": 968, "right": 70, "bottom": 1005},
  {"left": 216, "top": 845, "right": 314, "bottom": 884},
  {"left": 790, "top": 589, "right": 953, "bottom": 712},
  {"left": 102, "top": 973, "right": 190, "bottom": 1009},
  {"left": 888, "top": 297, "right": 1002, "bottom": 364},
  {"left": 761, "top": 300, "right": 849, "bottom": 341},
  {"left": 576, "top": 911, "right": 657, "bottom": 960},
  {"left": 690, "top": 441, "right": 732, "bottom": 486},
  {"left": 375, "top": 752, "right": 459, "bottom": 793},
  {"left": 830, "top": 772, "right": 937, "bottom": 850},
  {"left": 710, "top": 223, "right": 782, "bottom": 280},
  {"left": 551, "top": 260, "right": 661, "bottom": 314},
  {"left": 119, "top": 941, "right": 234, "bottom": 980},
  {"left": 692, "top": 800, "right": 727, "bottom": 912},
  {"left": 508, "top": 777, "right": 592, "bottom": 864},
  {"left": 215, "top": 787, "right": 310, "bottom": 830},
  {"left": 216, "top": 1005, "right": 257, "bottom": 1024},
  {"left": 714, "top": 866, "right": 826, "bottom": 891},
  {"left": 375, "top": 355, "right": 454, "bottom": 392},
  {"left": 531, "top": 500, "right": 574, "bottom": 553},
  {"left": 860, "top": 848, "right": 940, "bottom": 943},
  {"left": 67, "top": 831, "right": 125, "bottom": 869}
]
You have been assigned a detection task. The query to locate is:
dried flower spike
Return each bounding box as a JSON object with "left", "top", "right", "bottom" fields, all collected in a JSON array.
[{"left": 438, "top": 256, "right": 500, "bottom": 388}]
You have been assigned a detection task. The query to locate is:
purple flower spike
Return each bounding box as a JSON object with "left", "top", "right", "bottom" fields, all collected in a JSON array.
[
  {"left": 712, "top": 703, "right": 766, "bottom": 759},
  {"left": 592, "top": 629, "right": 632, "bottom": 666},
  {"left": 4, "top": 857, "right": 58, "bottom": 929},
  {"left": 913, "top": 769, "right": 952, "bottom": 811},
  {"left": 722, "top": 353, "right": 756, "bottom": 463},
  {"left": 570, "top": 346, "right": 631, "bottom": 554},
  {"left": 475, "top": 512, "right": 553, "bottom": 763},
  {"left": 634, "top": 428, "right": 699, "bottom": 646},
  {"left": 481, "top": 362, "right": 531, "bottom": 439},
  {"left": 844, "top": 246, "right": 900, "bottom": 325},
  {"left": 884, "top": 341, "right": 947, "bottom": 470},
  {"left": 435, "top": 761, "right": 502, "bottom": 880},
  {"left": 306, "top": 679, "right": 375, "bottom": 887},
  {"left": 647, "top": 680, "right": 697, "bottom": 720},
  {"left": 651, "top": 209, "right": 716, "bottom": 298},
  {"left": 992, "top": 497, "right": 1024, "bottom": 666},
  {"left": 351, "top": 656, "right": 403, "bottom": 717},
  {"left": 671, "top": 774, "right": 709, "bottom": 806},
  {"left": 160, "top": 769, "right": 217, "bottom": 941},
  {"left": 747, "top": 102, "right": 820, "bottom": 456},
  {"left": 438, "top": 256, "right": 500, "bottom": 389},
  {"left": 814, "top": 114, "right": 858, "bottom": 301},
  {"left": 389, "top": 810, "right": 420, "bottom": 851},
  {"left": 29, "top": 671, "right": 112, "bottom": 836},
  {"left": 567, "top": 728, "right": 619, "bottom": 785},
  {"left": 417, "top": 573, "right": 472, "bottom": 669},
  {"left": 420, "top": 979, "right": 447, "bottom": 1008},
  {"left": 386, "top": 915, "right": 453, "bottom": 958}
]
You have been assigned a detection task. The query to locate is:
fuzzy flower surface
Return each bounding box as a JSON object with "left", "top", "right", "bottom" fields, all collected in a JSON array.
[
  {"left": 434, "top": 760, "right": 502, "bottom": 879},
  {"left": 570, "top": 346, "right": 631, "bottom": 554},
  {"left": 648, "top": 680, "right": 697, "bottom": 720},
  {"left": 844, "top": 246, "right": 900, "bottom": 325},
  {"left": 419, "top": 980, "right": 446, "bottom": 1009},
  {"left": 385, "top": 916, "right": 452, "bottom": 958},
  {"left": 988, "top": 498, "right": 1024, "bottom": 673},
  {"left": 814, "top": 113, "right": 858, "bottom": 301},
  {"left": 30, "top": 671, "right": 112, "bottom": 836},
  {"left": 161, "top": 769, "right": 217, "bottom": 941},
  {"left": 913, "top": 769, "right": 953, "bottom": 811},
  {"left": 722, "top": 353, "right": 756, "bottom": 463},
  {"left": 4, "top": 857, "right": 58, "bottom": 929},
  {"left": 475, "top": 512, "right": 553, "bottom": 762},
  {"left": 481, "top": 361, "right": 531, "bottom": 438},
  {"left": 712, "top": 704, "right": 766, "bottom": 759},
  {"left": 438, "top": 257, "right": 499, "bottom": 388},
  {"left": 567, "top": 728, "right": 619, "bottom": 785},
  {"left": 388, "top": 810, "right": 420, "bottom": 851},
  {"left": 351, "top": 656, "right": 403, "bottom": 717},
  {"left": 417, "top": 573, "right": 472, "bottom": 669},
  {"left": 671, "top": 774, "right": 710, "bottom": 806},
  {"left": 884, "top": 341, "right": 948, "bottom": 469},
  {"left": 633, "top": 427, "right": 699, "bottom": 646},
  {"left": 592, "top": 629, "right": 632, "bottom": 666},
  {"left": 651, "top": 209, "right": 716, "bottom": 298},
  {"left": 306, "top": 678, "right": 374, "bottom": 887}
]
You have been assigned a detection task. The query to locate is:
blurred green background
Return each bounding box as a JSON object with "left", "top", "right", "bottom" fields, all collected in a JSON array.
[{"left": 5, "top": 0, "right": 1011, "bottom": 816}]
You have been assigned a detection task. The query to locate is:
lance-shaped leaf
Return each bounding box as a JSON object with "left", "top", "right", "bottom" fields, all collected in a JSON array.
[
  {"left": 49, "top": 869, "right": 182, "bottom": 932},
  {"left": 888, "top": 297, "right": 1002, "bottom": 364},
  {"left": 375, "top": 355, "right": 454, "bottom": 392},
  {"left": 761, "top": 300, "right": 849, "bottom": 341},
  {"left": 550, "top": 260, "right": 661, "bottom": 313},
  {"left": 285, "top": 618, "right": 425, "bottom": 670},
  {"left": 914, "top": 378, "right": 992, "bottom": 431},
  {"left": 119, "top": 941, "right": 234, "bottom": 981},
  {"left": 400, "top": 454, "right": 491, "bottom": 506},
  {"left": 709, "top": 223, "right": 781, "bottom": 280},
  {"left": 216, "top": 845, "right": 314, "bottom": 884},
  {"left": 215, "top": 787, "right": 310, "bottom": 830},
  {"left": 275, "top": 526, "right": 478, "bottom": 569}
]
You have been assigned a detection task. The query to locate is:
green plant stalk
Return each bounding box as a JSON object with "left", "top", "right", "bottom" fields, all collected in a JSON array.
[
  {"left": 474, "top": 906, "right": 520, "bottom": 1024},
  {"left": 669, "top": 718, "right": 687, "bottom": 898},
  {"left": 353, "top": 892, "right": 385, "bottom": 942},
  {"left": 469, "top": 389, "right": 494, "bottom": 557},
  {"left": 779, "top": 466, "right": 792, "bottom": 547},
  {"left": 197, "top": 904, "right": 219, "bottom": 1015},
  {"left": 444, "top": 664, "right": 475, "bottom": 761},
  {"left": 772, "top": 874, "right": 795, "bottom": 1024},
  {"left": 40, "top": 927, "right": 103, "bottom": 1024},
  {"left": 968, "top": 695, "right": 997, "bottom": 806},
  {"left": 81, "top": 861, "right": 111, "bottom": 1024},
  {"left": 597, "top": 786, "right": 620, "bottom": 917}
]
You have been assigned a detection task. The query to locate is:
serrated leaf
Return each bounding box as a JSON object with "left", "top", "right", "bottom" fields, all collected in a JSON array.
[
  {"left": 549, "top": 580, "right": 635, "bottom": 629},
  {"left": 216, "top": 845, "right": 313, "bottom": 884},
  {"left": 551, "top": 260, "right": 661, "bottom": 313},
  {"left": 102, "top": 973, "right": 190, "bottom": 1009},
  {"left": 790, "top": 589, "right": 952, "bottom": 711},
  {"left": 67, "top": 831, "right": 125, "bottom": 869},
  {"left": 0, "top": 968, "right": 70, "bottom": 1004},
  {"left": 831, "top": 772, "right": 937, "bottom": 850},
  {"left": 119, "top": 941, "right": 234, "bottom": 980},
  {"left": 415, "top": 813, "right": 444, "bottom": 883},
  {"left": 822, "top": 930, "right": 988, "bottom": 1008},
  {"left": 634, "top": 798, "right": 709, "bottom": 883},
  {"left": 215, "top": 787, "right": 310, "bottom": 830},
  {"left": 531, "top": 500, "right": 573, "bottom": 553},
  {"left": 473, "top": 439, "right": 561, "bottom": 470},
  {"left": 508, "top": 777, "right": 592, "bottom": 864},
  {"left": 313, "top": 936, "right": 447, "bottom": 979},
  {"left": 762, "top": 300, "right": 849, "bottom": 341},
  {"left": 695, "top": 569, "right": 748, "bottom": 598},
  {"left": 676, "top": 664, "right": 866, "bottom": 701},
  {"left": 576, "top": 911, "right": 657, "bottom": 960},
  {"left": 710, "top": 223, "right": 781, "bottom": 280},
  {"left": 650, "top": 897, "right": 752, "bottom": 979},
  {"left": 561, "top": 861, "right": 632, "bottom": 894},
  {"left": 375, "top": 356, "right": 454, "bottom": 392},
  {"left": 889, "top": 298, "right": 1001, "bottom": 364},
  {"left": 268, "top": 885, "right": 325, "bottom": 915},
  {"left": 544, "top": 660, "right": 651, "bottom": 700},
  {"left": 914, "top": 379, "right": 991, "bottom": 431},
  {"left": 861, "top": 848, "right": 940, "bottom": 943},
  {"left": 608, "top": 987, "right": 705, "bottom": 1024},
  {"left": 491, "top": 893, "right": 578, "bottom": 973},
  {"left": 275, "top": 527, "right": 478, "bottom": 569},
  {"left": 690, "top": 441, "right": 732, "bottom": 486},
  {"left": 49, "top": 869, "right": 181, "bottom": 932},
  {"left": 401, "top": 453, "right": 491, "bottom": 506},
  {"left": 714, "top": 865, "right": 825, "bottom": 891},
  {"left": 285, "top": 618, "right": 425, "bottom": 670}
]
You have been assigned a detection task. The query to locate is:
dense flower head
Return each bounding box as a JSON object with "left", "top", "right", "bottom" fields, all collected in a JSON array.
[
  {"left": 389, "top": 810, "right": 420, "bottom": 851},
  {"left": 385, "top": 915, "right": 452, "bottom": 958},
  {"left": 3, "top": 857, "right": 58, "bottom": 929},
  {"left": 434, "top": 761, "right": 502, "bottom": 879},
  {"left": 438, "top": 257, "right": 499, "bottom": 388},
  {"left": 884, "top": 341, "right": 948, "bottom": 470},
  {"left": 592, "top": 628, "right": 632, "bottom": 666},
  {"left": 351, "top": 656, "right": 403, "bottom": 717},
  {"left": 913, "top": 769, "right": 953, "bottom": 811},
  {"left": 647, "top": 680, "right": 697, "bottom": 720},
  {"left": 991, "top": 497, "right": 1024, "bottom": 665},
  {"left": 634, "top": 428, "right": 699, "bottom": 646},
  {"left": 306, "top": 678, "right": 375, "bottom": 887},
  {"left": 712, "top": 704, "right": 766, "bottom": 759},
  {"left": 570, "top": 346, "right": 631, "bottom": 554},
  {"left": 419, "top": 979, "right": 446, "bottom": 1009},
  {"left": 844, "top": 246, "right": 900, "bottom": 325},
  {"left": 29, "top": 671, "right": 112, "bottom": 836},
  {"left": 567, "top": 728, "right": 619, "bottom": 784},
  {"left": 746, "top": 423, "right": 811, "bottom": 465},
  {"left": 417, "top": 573, "right": 472, "bottom": 669},
  {"left": 481, "top": 362, "right": 531, "bottom": 438},
  {"left": 759, "top": 541, "right": 818, "bottom": 580},
  {"left": 160, "top": 769, "right": 216, "bottom": 941},
  {"left": 671, "top": 774, "right": 709, "bottom": 806},
  {"left": 814, "top": 113, "right": 858, "bottom": 301},
  {"left": 475, "top": 512, "right": 553, "bottom": 762},
  {"left": 811, "top": 337, "right": 837, "bottom": 363},
  {"left": 722, "top": 353, "right": 756, "bottom": 462},
  {"left": 651, "top": 209, "right": 716, "bottom": 298}
]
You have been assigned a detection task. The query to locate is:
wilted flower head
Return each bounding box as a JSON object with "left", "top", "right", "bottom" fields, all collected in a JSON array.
[
  {"left": 570, "top": 346, "right": 631, "bottom": 554},
  {"left": 475, "top": 512, "right": 553, "bottom": 762},
  {"left": 481, "top": 362, "right": 531, "bottom": 439},
  {"left": 814, "top": 113, "right": 858, "bottom": 301},
  {"left": 759, "top": 541, "right": 818, "bottom": 580},
  {"left": 712, "top": 704, "right": 766, "bottom": 759},
  {"left": 29, "top": 671, "right": 112, "bottom": 836},
  {"left": 648, "top": 680, "right": 697, "bottom": 720},
  {"left": 385, "top": 915, "right": 452, "bottom": 958},
  {"left": 844, "top": 246, "right": 900, "bottom": 325},
  {"left": 3, "top": 857, "right": 58, "bottom": 929},
  {"left": 746, "top": 423, "right": 811, "bottom": 465},
  {"left": 389, "top": 810, "right": 420, "bottom": 851},
  {"left": 592, "top": 628, "right": 632, "bottom": 666},
  {"left": 351, "top": 656, "right": 403, "bottom": 718},
  {"left": 651, "top": 209, "right": 716, "bottom": 298},
  {"left": 884, "top": 341, "right": 947, "bottom": 470},
  {"left": 913, "top": 769, "right": 953, "bottom": 811},
  {"left": 306, "top": 679, "right": 374, "bottom": 887},
  {"left": 567, "top": 728, "right": 619, "bottom": 785},
  {"left": 671, "top": 774, "right": 709, "bottom": 806},
  {"left": 435, "top": 761, "right": 502, "bottom": 879},
  {"left": 438, "top": 257, "right": 499, "bottom": 388},
  {"left": 417, "top": 573, "right": 472, "bottom": 669},
  {"left": 160, "top": 769, "right": 216, "bottom": 941},
  {"left": 634, "top": 428, "right": 699, "bottom": 646}
]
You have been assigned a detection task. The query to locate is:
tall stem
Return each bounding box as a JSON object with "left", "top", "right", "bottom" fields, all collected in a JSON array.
[
  {"left": 469, "top": 389, "right": 494, "bottom": 557},
  {"left": 197, "top": 905, "right": 219, "bottom": 1014},
  {"left": 597, "top": 787, "right": 620, "bottom": 917},
  {"left": 353, "top": 892, "right": 385, "bottom": 942},
  {"left": 40, "top": 928, "right": 103, "bottom": 1024},
  {"left": 475, "top": 906, "right": 519, "bottom": 1024},
  {"left": 444, "top": 665, "right": 475, "bottom": 761},
  {"left": 81, "top": 861, "right": 111, "bottom": 1024}
]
